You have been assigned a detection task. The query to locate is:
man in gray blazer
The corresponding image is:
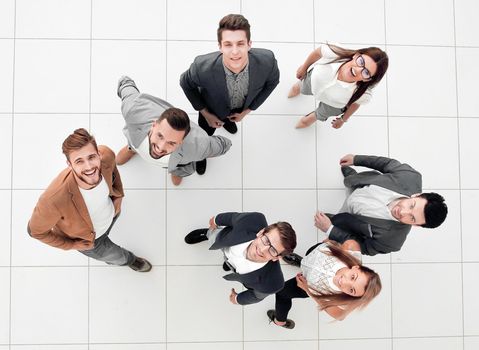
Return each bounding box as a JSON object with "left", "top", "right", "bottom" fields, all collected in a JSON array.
[
  {"left": 180, "top": 14, "right": 279, "bottom": 174},
  {"left": 116, "top": 76, "right": 232, "bottom": 186}
]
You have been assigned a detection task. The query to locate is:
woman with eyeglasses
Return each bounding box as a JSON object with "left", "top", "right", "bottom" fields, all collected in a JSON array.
[
  {"left": 290, "top": 43, "right": 389, "bottom": 129},
  {"left": 267, "top": 240, "right": 381, "bottom": 328}
]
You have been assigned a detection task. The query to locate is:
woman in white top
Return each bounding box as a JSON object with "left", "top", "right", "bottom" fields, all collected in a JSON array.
[
  {"left": 267, "top": 240, "right": 381, "bottom": 329},
  {"left": 290, "top": 43, "right": 389, "bottom": 129}
]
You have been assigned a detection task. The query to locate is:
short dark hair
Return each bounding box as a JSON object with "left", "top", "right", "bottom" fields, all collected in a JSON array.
[
  {"left": 263, "top": 221, "right": 297, "bottom": 256},
  {"left": 62, "top": 128, "right": 98, "bottom": 161},
  {"left": 157, "top": 107, "right": 191, "bottom": 138},
  {"left": 419, "top": 192, "right": 448, "bottom": 228},
  {"left": 217, "top": 14, "right": 251, "bottom": 43}
]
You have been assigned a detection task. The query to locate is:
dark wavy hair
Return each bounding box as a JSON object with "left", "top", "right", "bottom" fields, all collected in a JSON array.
[{"left": 418, "top": 192, "right": 448, "bottom": 228}]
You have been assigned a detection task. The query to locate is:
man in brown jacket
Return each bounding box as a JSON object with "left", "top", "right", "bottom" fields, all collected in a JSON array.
[{"left": 28, "top": 128, "right": 151, "bottom": 272}]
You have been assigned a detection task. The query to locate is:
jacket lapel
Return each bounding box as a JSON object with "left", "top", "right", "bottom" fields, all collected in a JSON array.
[
  {"left": 244, "top": 53, "right": 260, "bottom": 108},
  {"left": 212, "top": 57, "right": 230, "bottom": 111},
  {"left": 67, "top": 172, "right": 94, "bottom": 231}
]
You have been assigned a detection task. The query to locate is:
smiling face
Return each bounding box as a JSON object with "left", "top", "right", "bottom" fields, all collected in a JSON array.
[
  {"left": 333, "top": 265, "right": 369, "bottom": 297},
  {"left": 340, "top": 53, "right": 378, "bottom": 83},
  {"left": 245, "top": 228, "right": 285, "bottom": 263},
  {"left": 67, "top": 143, "right": 102, "bottom": 189},
  {"left": 219, "top": 29, "right": 251, "bottom": 74},
  {"left": 390, "top": 195, "right": 427, "bottom": 226},
  {"left": 148, "top": 119, "right": 185, "bottom": 159}
]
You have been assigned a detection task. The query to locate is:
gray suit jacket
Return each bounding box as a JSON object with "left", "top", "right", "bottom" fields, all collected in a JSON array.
[
  {"left": 119, "top": 79, "right": 231, "bottom": 176},
  {"left": 179, "top": 48, "right": 279, "bottom": 119},
  {"left": 329, "top": 155, "right": 422, "bottom": 256}
]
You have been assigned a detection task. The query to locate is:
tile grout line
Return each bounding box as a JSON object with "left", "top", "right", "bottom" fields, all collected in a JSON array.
[
  {"left": 8, "top": 0, "right": 17, "bottom": 347},
  {"left": 239, "top": 3, "right": 245, "bottom": 348},
  {"left": 451, "top": 1, "right": 466, "bottom": 349}
]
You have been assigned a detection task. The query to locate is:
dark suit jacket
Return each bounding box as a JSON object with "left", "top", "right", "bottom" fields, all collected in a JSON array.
[
  {"left": 209, "top": 212, "right": 284, "bottom": 305},
  {"left": 179, "top": 48, "right": 279, "bottom": 120},
  {"left": 330, "top": 155, "right": 422, "bottom": 256}
]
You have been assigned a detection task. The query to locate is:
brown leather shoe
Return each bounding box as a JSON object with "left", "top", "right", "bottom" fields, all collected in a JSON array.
[
  {"left": 116, "top": 146, "right": 136, "bottom": 165},
  {"left": 128, "top": 257, "right": 152, "bottom": 272},
  {"left": 171, "top": 174, "right": 182, "bottom": 186}
]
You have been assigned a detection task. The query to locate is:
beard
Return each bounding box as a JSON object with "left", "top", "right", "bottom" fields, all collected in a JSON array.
[{"left": 74, "top": 167, "right": 102, "bottom": 187}]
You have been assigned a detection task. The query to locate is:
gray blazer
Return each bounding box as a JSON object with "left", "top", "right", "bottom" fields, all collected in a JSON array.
[
  {"left": 179, "top": 48, "right": 280, "bottom": 119},
  {"left": 329, "top": 155, "right": 422, "bottom": 256},
  {"left": 118, "top": 78, "right": 231, "bottom": 176},
  {"left": 210, "top": 212, "right": 284, "bottom": 305}
]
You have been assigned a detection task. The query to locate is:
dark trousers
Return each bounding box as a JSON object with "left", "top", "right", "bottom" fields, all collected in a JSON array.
[
  {"left": 198, "top": 110, "right": 238, "bottom": 136},
  {"left": 274, "top": 242, "right": 322, "bottom": 321}
]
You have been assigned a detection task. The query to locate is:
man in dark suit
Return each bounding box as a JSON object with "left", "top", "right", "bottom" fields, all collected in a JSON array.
[
  {"left": 185, "top": 212, "right": 296, "bottom": 305},
  {"left": 180, "top": 14, "right": 280, "bottom": 173}
]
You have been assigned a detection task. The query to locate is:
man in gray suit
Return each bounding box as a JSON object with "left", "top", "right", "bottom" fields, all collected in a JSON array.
[
  {"left": 116, "top": 76, "right": 232, "bottom": 186},
  {"left": 287, "top": 154, "right": 448, "bottom": 261},
  {"left": 180, "top": 14, "right": 279, "bottom": 174}
]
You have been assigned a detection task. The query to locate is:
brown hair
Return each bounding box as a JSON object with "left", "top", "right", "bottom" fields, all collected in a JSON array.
[
  {"left": 62, "top": 128, "right": 98, "bottom": 160},
  {"left": 157, "top": 107, "right": 191, "bottom": 138},
  {"left": 263, "top": 221, "right": 296, "bottom": 256},
  {"left": 327, "top": 44, "right": 389, "bottom": 107},
  {"left": 309, "top": 242, "right": 381, "bottom": 319},
  {"left": 217, "top": 14, "right": 251, "bottom": 43}
]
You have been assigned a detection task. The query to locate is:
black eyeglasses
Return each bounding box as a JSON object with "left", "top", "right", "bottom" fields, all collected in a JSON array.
[
  {"left": 260, "top": 233, "right": 280, "bottom": 257},
  {"left": 355, "top": 55, "right": 371, "bottom": 80}
]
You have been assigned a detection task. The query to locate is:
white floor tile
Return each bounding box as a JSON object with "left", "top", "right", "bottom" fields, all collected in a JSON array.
[
  {"left": 10, "top": 267, "right": 88, "bottom": 344},
  {"left": 459, "top": 118, "right": 479, "bottom": 189},
  {"left": 319, "top": 264, "right": 391, "bottom": 339},
  {"left": 385, "top": 0, "right": 454, "bottom": 46},
  {"left": 90, "top": 114, "right": 128, "bottom": 153},
  {"left": 0, "top": 0, "right": 14, "bottom": 37},
  {"left": 168, "top": 343, "right": 241, "bottom": 350},
  {"left": 11, "top": 346, "right": 88, "bottom": 350},
  {"left": 243, "top": 116, "right": 316, "bottom": 189},
  {"left": 0, "top": 116, "right": 12, "bottom": 188},
  {"left": 455, "top": 0, "right": 479, "bottom": 46},
  {"left": 315, "top": 0, "right": 385, "bottom": 44},
  {"left": 386, "top": 46, "right": 457, "bottom": 117},
  {"left": 16, "top": 0, "right": 91, "bottom": 39},
  {"left": 166, "top": 266, "right": 243, "bottom": 342},
  {"left": 463, "top": 263, "right": 479, "bottom": 335},
  {"left": 389, "top": 118, "right": 459, "bottom": 189},
  {"left": 465, "top": 337, "right": 479, "bottom": 350},
  {"left": 392, "top": 190, "right": 461, "bottom": 263},
  {"left": 243, "top": 0, "right": 313, "bottom": 42},
  {"left": 457, "top": 48, "right": 479, "bottom": 117},
  {"left": 320, "top": 339, "right": 391, "bottom": 350},
  {"left": 244, "top": 265, "right": 318, "bottom": 341},
  {"left": 0, "top": 40, "right": 13, "bottom": 112},
  {"left": 0, "top": 191, "right": 11, "bottom": 266},
  {"left": 246, "top": 340, "right": 318, "bottom": 350},
  {"left": 461, "top": 190, "right": 479, "bottom": 262},
  {"left": 90, "top": 345, "right": 165, "bottom": 350},
  {"left": 89, "top": 189, "right": 166, "bottom": 266},
  {"left": 11, "top": 190, "right": 88, "bottom": 266},
  {"left": 166, "top": 189, "right": 242, "bottom": 265},
  {"left": 392, "top": 263, "right": 462, "bottom": 337},
  {"left": 14, "top": 40, "right": 90, "bottom": 113},
  {"left": 89, "top": 267, "right": 166, "bottom": 343},
  {"left": 316, "top": 116, "right": 389, "bottom": 189},
  {"left": 92, "top": 0, "right": 166, "bottom": 39},
  {"left": 0, "top": 268, "right": 9, "bottom": 344},
  {"left": 90, "top": 41, "right": 166, "bottom": 113},
  {"left": 167, "top": 0, "right": 240, "bottom": 41},
  {"left": 393, "top": 337, "right": 463, "bottom": 350},
  {"left": 243, "top": 190, "right": 319, "bottom": 257},
  {"left": 12, "top": 114, "right": 89, "bottom": 189}
]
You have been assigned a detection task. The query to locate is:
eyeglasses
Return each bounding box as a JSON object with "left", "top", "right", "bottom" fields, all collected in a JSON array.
[
  {"left": 355, "top": 55, "right": 371, "bottom": 80},
  {"left": 259, "top": 233, "right": 280, "bottom": 257}
]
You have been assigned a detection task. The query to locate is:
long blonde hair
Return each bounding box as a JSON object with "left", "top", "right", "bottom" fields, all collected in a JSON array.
[{"left": 309, "top": 242, "right": 382, "bottom": 318}]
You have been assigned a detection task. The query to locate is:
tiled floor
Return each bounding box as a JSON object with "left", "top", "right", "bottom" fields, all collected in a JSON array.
[{"left": 1, "top": 0, "right": 478, "bottom": 349}]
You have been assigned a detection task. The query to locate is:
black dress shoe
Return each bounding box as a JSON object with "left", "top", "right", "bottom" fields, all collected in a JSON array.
[
  {"left": 267, "top": 310, "right": 295, "bottom": 329},
  {"left": 196, "top": 159, "right": 207, "bottom": 175},
  {"left": 223, "top": 120, "right": 238, "bottom": 134},
  {"left": 128, "top": 257, "right": 152, "bottom": 272},
  {"left": 282, "top": 253, "right": 303, "bottom": 267},
  {"left": 341, "top": 166, "right": 357, "bottom": 178},
  {"left": 184, "top": 229, "right": 209, "bottom": 244},
  {"left": 223, "top": 262, "right": 231, "bottom": 271}
]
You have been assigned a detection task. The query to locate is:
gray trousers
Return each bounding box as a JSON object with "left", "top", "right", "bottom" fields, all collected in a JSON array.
[
  {"left": 80, "top": 215, "right": 136, "bottom": 266},
  {"left": 300, "top": 69, "right": 346, "bottom": 121}
]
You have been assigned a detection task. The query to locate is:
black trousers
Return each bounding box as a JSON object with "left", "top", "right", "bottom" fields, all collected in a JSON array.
[
  {"left": 198, "top": 110, "right": 239, "bottom": 136},
  {"left": 274, "top": 242, "right": 322, "bottom": 321}
]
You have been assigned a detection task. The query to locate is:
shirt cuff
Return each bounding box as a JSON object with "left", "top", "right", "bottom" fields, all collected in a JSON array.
[{"left": 325, "top": 225, "right": 334, "bottom": 237}]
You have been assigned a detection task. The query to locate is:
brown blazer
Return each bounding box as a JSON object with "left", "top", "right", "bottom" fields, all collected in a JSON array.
[{"left": 27, "top": 146, "right": 124, "bottom": 250}]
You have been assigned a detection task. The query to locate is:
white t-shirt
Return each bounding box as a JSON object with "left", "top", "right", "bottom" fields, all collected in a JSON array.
[
  {"left": 223, "top": 241, "right": 267, "bottom": 274},
  {"left": 310, "top": 44, "right": 372, "bottom": 108},
  {"left": 78, "top": 178, "right": 115, "bottom": 238},
  {"left": 133, "top": 136, "right": 170, "bottom": 168}
]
